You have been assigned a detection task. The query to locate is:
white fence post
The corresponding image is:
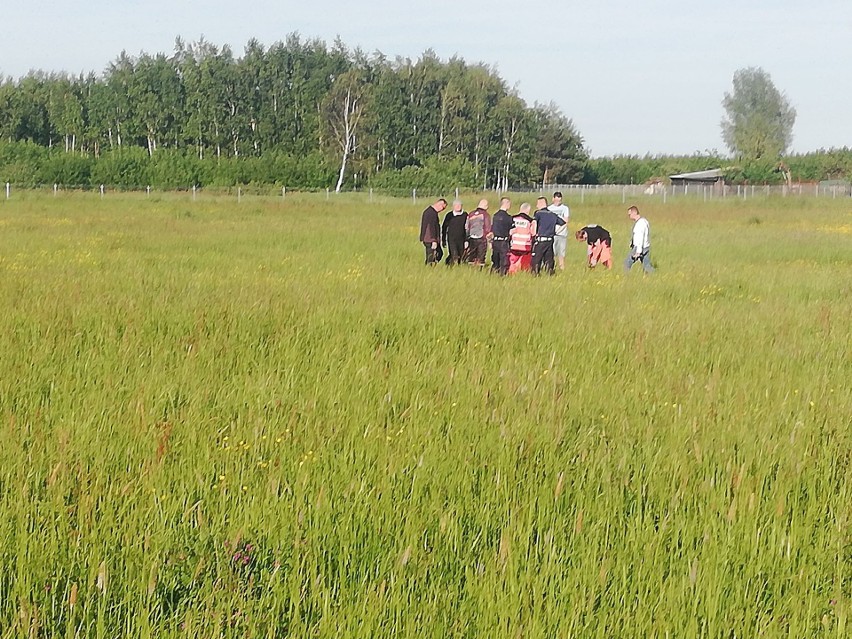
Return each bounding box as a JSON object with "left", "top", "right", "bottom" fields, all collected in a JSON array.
[
  {"left": 238, "top": 187, "right": 242, "bottom": 203},
  {"left": 412, "top": 189, "right": 417, "bottom": 204},
  {"left": 146, "top": 185, "right": 151, "bottom": 197},
  {"left": 282, "top": 186, "right": 286, "bottom": 200},
  {"left": 100, "top": 184, "right": 104, "bottom": 199},
  {"left": 326, "top": 188, "right": 329, "bottom": 200},
  {"left": 5, "top": 183, "right": 9, "bottom": 199},
  {"left": 192, "top": 185, "right": 196, "bottom": 201},
  {"left": 54, "top": 183, "right": 58, "bottom": 197}
]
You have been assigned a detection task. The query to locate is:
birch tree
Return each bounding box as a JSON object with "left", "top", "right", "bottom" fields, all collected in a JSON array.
[{"left": 322, "top": 69, "right": 368, "bottom": 192}]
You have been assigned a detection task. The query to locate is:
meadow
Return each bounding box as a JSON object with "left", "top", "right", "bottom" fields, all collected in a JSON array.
[{"left": 0, "top": 190, "right": 849, "bottom": 637}]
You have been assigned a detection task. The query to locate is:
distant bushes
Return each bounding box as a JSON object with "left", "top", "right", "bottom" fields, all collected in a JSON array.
[
  {"left": 3, "top": 141, "right": 851, "bottom": 191},
  {"left": 586, "top": 149, "right": 852, "bottom": 186},
  {"left": 0, "top": 142, "right": 338, "bottom": 190}
]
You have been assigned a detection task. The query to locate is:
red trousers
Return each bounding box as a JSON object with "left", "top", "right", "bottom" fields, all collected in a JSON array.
[{"left": 508, "top": 251, "right": 532, "bottom": 274}]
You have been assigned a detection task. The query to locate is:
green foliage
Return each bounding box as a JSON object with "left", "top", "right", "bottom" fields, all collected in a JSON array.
[
  {"left": 0, "top": 36, "right": 586, "bottom": 191},
  {"left": 39, "top": 152, "right": 93, "bottom": 186},
  {"left": 786, "top": 148, "right": 852, "bottom": 182},
  {"left": 89, "top": 147, "right": 150, "bottom": 188},
  {"left": 0, "top": 141, "right": 49, "bottom": 186},
  {"left": 368, "top": 156, "right": 479, "bottom": 193},
  {"left": 533, "top": 103, "right": 588, "bottom": 184},
  {"left": 721, "top": 67, "right": 796, "bottom": 160},
  {"left": 586, "top": 153, "right": 728, "bottom": 185}
]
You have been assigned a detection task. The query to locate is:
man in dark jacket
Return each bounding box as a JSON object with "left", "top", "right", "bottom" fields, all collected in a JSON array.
[
  {"left": 530, "top": 196, "right": 566, "bottom": 275},
  {"left": 420, "top": 198, "right": 447, "bottom": 265},
  {"left": 441, "top": 199, "right": 468, "bottom": 266},
  {"left": 490, "top": 197, "right": 513, "bottom": 276}
]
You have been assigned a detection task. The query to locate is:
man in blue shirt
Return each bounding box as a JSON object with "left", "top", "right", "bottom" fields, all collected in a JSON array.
[{"left": 531, "top": 197, "right": 566, "bottom": 275}]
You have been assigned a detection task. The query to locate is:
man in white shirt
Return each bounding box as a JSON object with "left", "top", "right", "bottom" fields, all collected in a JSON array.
[
  {"left": 624, "top": 205, "right": 654, "bottom": 273},
  {"left": 548, "top": 191, "right": 570, "bottom": 270}
]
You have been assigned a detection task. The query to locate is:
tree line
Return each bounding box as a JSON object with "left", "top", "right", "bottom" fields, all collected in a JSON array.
[
  {"left": 2, "top": 45, "right": 849, "bottom": 191},
  {"left": 587, "top": 149, "right": 852, "bottom": 186},
  {"left": 0, "top": 35, "right": 587, "bottom": 191}
]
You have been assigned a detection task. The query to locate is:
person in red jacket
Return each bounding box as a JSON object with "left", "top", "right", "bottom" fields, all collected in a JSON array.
[{"left": 509, "top": 203, "right": 534, "bottom": 274}]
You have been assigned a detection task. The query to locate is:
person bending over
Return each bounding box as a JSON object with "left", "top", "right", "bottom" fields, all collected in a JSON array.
[{"left": 575, "top": 225, "right": 612, "bottom": 269}]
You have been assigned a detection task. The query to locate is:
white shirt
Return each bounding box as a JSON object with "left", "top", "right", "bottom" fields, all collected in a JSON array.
[
  {"left": 631, "top": 217, "right": 651, "bottom": 253},
  {"left": 548, "top": 203, "right": 570, "bottom": 237}
]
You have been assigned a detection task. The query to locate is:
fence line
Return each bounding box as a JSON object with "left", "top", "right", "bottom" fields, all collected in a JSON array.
[
  {"left": 537, "top": 182, "right": 852, "bottom": 201},
  {"left": 3, "top": 181, "right": 852, "bottom": 203}
]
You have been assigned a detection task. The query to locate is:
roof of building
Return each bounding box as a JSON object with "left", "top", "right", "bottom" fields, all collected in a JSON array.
[{"left": 669, "top": 169, "right": 725, "bottom": 180}]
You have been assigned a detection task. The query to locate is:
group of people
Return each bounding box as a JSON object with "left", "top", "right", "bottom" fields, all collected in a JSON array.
[{"left": 419, "top": 193, "right": 654, "bottom": 275}]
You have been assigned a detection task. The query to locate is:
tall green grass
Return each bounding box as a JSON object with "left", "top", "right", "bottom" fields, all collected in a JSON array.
[{"left": 0, "top": 192, "right": 849, "bottom": 637}]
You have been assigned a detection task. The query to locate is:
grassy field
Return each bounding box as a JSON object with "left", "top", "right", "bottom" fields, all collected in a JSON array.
[{"left": 0, "top": 190, "right": 849, "bottom": 637}]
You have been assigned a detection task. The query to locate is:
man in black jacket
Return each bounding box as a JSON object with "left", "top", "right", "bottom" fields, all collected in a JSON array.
[
  {"left": 441, "top": 199, "right": 468, "bottom": 266},
  {"left": 530, "top": 197, "right": 566, "bottom": 275},
  {"left": 490, "top": 197, "right": 513, "bottom": 276},
  {"left": 420, "top": 198, "right": 447, "bottom": 265}
]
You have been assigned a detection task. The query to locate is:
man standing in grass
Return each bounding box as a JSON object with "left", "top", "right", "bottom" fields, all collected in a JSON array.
[
  {"left": 490, "top": 197, "right": 513, "bottom": 276},
  {"left": 509, "top": 203, "right": 534, "bottom": 274},
  {"left": 624, "top": 205, "right": 654, "bottom": 273},
  {"left": 549, "top": 191, "right": 570, "bottom": 270},
  {"left": 420, "top": 198, "right": 447, "bottom": 265},
  {"left": 531, "top": 196, "right": 566, "bottom": 275},
  {"left": 465, "top": 199, "right": 491, "bottom": 267},
  {"left": 441, "top": 199, "right": 468, "bottom": 266}
]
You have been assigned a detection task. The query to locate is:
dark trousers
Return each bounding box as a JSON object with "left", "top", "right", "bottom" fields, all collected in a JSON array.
[
  {"left": 423, "top": 242, "right": 439, "bottom": 265},
  {"left": 531, "top": 238, "right": 555, "bottom": 275},
  {"left": 467, "top": 237, "right": 487, "bottom": 265},
  {"left": 446, "top": 236, "right": 466, "bottom": 265},
  {"left": 491, "top": 239, "right": 510, "bottom": 275}
]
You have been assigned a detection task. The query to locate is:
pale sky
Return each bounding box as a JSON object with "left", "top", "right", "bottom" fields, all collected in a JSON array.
[{"left": 3, "top": 0, "right": 850, "bottom": 156}]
